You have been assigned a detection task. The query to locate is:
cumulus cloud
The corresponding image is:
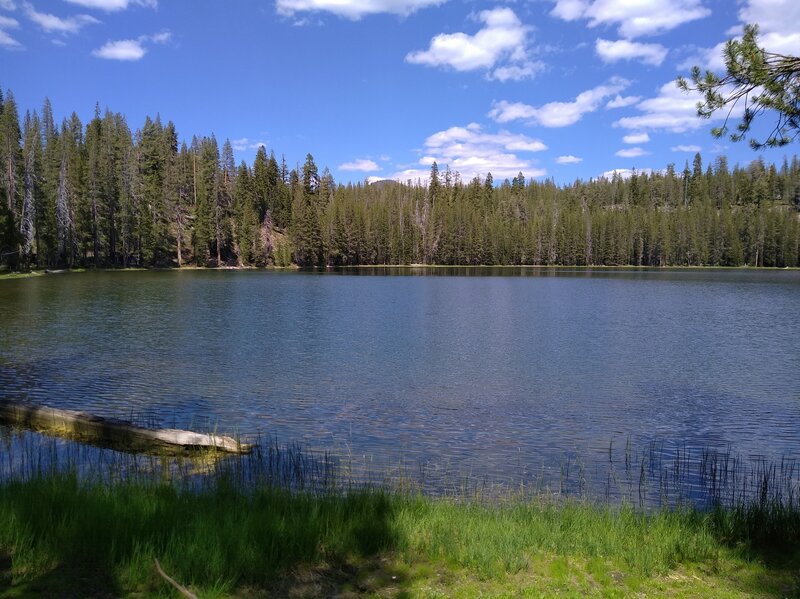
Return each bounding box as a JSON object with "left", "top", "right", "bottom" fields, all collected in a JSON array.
[
  {"left": 550, "top": 0, "right": 586, "bottom": 21},
  {"left": 389, "top": 122, "right": 547, "bottom": 183},
  {"left": 595, "top": 38, "right": 667, "bottom": 66},
  {"left": 339, "top": 158, "right": 380, "bottom": 172},
  {"left": 406, "top": 8, "right": 542, "bottom": 82},
  {"left": 488, "top": 77, "right": 629, "bottom": 128},
  {"left": 606, "top": 94, "right": 641, "bottom": 109},
  {"left": 739, "top": 0, "right": 800, "bottom": 55},
  {"left": 556, "top": 155, "right": 582, "bottom": 164},
  {"left": 93, "top": 39, "right": 144, "bottom": 60},
  {"left": 614, "top": 80, "right": 738, "bottom": 133},
  {"left": 615, "top": 147, "right": 649, "bottom": 158},
  {"left": 23, "top": 2, "right": 99, "bottom": 34},
  {"left": 92, "top": 29, "right": 171, "bottom": 60},
  {"left": 622, "top": 132, "right": 649, "bottom": 144},
  {"left": 0, "top": 14, "right": 21, "bottom": 48},
  {"left": 276, "top": 0, "right": 445, "bottom": 20},
  {"left": 671, "top": 144, "right": 702, "bottom": 152},
  {"left": 550, "top": 0, "right": 710, "bottom": 37},
  {"left": 65, "top": 0, "right": 155, "bottom": 11},
  {"left": 677, "top": 41, "right": 726, "bottom": 72},
  {"left": 680, "top": 0, "right": 800, "bottom": 73}
]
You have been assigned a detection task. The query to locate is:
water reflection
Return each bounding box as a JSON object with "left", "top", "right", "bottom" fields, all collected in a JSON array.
[{"left": 0, "top": 268, "right": 798, "bottom": 501}]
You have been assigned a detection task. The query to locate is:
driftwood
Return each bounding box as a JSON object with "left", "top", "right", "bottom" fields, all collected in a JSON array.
[
  {"left": 0, "top": 400, "right": 255, "bottom": 455},
  {"left": 155, "top": 559, "right": 198, "bottom": 599}
]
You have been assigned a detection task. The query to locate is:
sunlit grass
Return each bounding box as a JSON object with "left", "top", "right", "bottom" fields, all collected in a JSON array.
[{"left": 0, "top": 446, "right": 797, "bottom": 597}]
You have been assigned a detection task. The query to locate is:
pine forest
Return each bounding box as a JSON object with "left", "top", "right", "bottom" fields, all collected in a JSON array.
[{"left": 1, "top": 89, "right": 799, "bottom": 271}]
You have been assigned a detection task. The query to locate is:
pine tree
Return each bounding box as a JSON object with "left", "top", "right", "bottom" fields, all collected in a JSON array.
[
  {"left": 20, "top": 110, "right": 42, "bottom": 267},
  {"left": 39, "top": 98, "right": 59, "bottom": 266},
  {"left": 219, "top": 139, "right": 236, "bottom": 264},
  {"left": 192, "top": 136, "right": 218, "bottom": 265},
  {"left": 302, "top": 153, "right": 319, "bottom": 201},
  {"left": 233, "top": 161, "right": 258, "bottom": 265},
  {"left": 174, "top": 142, "right": 193, "bottom": 267},
  {"left": 252, "top": 146, "right": 269, "bottom": 220},
  {"left": 55, "top": 149, "right": 73, "bottom": 266},
  {"left": 0, "top": 90, "right": 22, "bottom": 263}
]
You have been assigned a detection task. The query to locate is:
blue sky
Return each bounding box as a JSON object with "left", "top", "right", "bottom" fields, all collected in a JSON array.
[{"left": 1, "top": 0, "right": 798, "bottom": 185}]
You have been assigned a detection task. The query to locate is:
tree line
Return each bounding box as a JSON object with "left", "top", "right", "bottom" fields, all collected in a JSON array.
[{"left": 1, "top": 89, "right": 799, "bottom": 270}]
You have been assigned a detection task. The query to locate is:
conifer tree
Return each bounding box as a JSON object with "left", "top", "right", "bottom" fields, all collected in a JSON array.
[
  {"left": 192, "top": 136, "right": 218, "bottom": 265},
  {"left": 38, "top": 98, "right": 59, "bottom": 265},
  {"left": 20, "top": 111, "right": 40, "bottom": 266},
  {"left": 0, "top": 90, "right": 22, "bottom": 257}
]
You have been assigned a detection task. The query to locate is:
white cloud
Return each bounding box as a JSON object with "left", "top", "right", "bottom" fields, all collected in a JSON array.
[
  {"left": 595, "top": 38, "right": 667, "bottom": 66},
  {"left": 681, "top": 0, "right": 800, "bottom": 74},
  {"left": 488, "top": 77, "right": 629, "bottom": 128},
  {"left": 551, "top": 0, "right": 710, "bottom": 38},
  {"left": 0, "top": 0, "right": 15, "bottom": 10},
  {"left": 389, "top": 122, "right": 547, "bottom": 183},
  {"left": 490, "top": 61, "right": 545, "bottom": 82},
  {"left": 23, "top": 2, "right": 99, "bottom": 34},
  {"left": 0, "top": 14, "right": 20, "bottom": 48},
  {"left": 65, "top": 0, "right": 156, "bottom": 11},
  {"left": 406, "top": 8, "right": 541, "bottom": 81},
  {"left": 622, "top": 132, "right": 649, "bottom": 144},
  {"left": 600, "top": 168, "right": 653, "bottom": 180},
  {"left": 671, "top": 144, "right": 702, "bottom": 152},
  {"left": 614, "top": 80, "right": 739, "bottom": 133},
  {"left": 92, "top": 39, "right": 144, "bottom": 60},
  {"left": 550, "top": 0, "right": 587, "bottom": 21},
  {"left": 678, "top": 42, "right": 725, "bottom": 72},
  {"left": 0, "top": 30, "right": 20, "bottom": 48},
  {"left": 231, "top": 138, "right": 267, "bottom": 151},
  {"left": 92, "top": 30, "right": 171, "bottom": 60},
  {"left": 424, "top": 123, "right": 548, "bottom": 154},
  {"left": 339, "top": 158, "right": 380, "bottom": 172},
  {"left": 739, "top": 0, "right": 800, "bottom": 55},
  {"left": 148, "top": 30, "right": 171, "bottom": 44},
  {"left": 556, "top": 155, "right": 582, "bottom": 164},
  {"left": 276, "top": 0, "right": 444, "bottom": 20},
  {"left": 615, "top": 147, "right": 649, "bottom": 158},
  {"left": 606, "top": 94, "right": 641, "bottom": 109}
]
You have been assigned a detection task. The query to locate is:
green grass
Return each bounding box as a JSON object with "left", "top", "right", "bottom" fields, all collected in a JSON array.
[
  {"left": 0, "top": 271, "right": 45, "bottom": 280},
  {"left": 0, "top": 472, "right": 797, "bottom": 598}
]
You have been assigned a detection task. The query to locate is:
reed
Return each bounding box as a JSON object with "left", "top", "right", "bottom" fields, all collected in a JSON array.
[{"left": 0, "top": 428, "right": 797, "bottom": 597}]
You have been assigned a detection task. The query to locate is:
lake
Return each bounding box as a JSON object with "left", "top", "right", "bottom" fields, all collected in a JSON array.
[{"left": 1, "top": 268, "right": 799, "bottom": 500}]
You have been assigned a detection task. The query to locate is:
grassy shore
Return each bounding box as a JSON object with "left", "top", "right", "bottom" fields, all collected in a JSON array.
[{"left": 0, "top": 470, "right": 798, "bottom": 598}]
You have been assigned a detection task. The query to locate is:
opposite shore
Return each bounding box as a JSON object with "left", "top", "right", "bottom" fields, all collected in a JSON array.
[{"left": 2, "top": 263, "right": 799, "bottom": 280}]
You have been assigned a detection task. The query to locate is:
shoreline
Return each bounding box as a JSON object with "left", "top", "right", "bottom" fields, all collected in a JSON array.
[{"left": 2, "top": 263, "right": 798, "bottom": 280}]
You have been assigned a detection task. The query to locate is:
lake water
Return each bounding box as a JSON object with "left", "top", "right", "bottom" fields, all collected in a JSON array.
[{"left": 1, "top": 268, "right": 799, "bottom": 499}]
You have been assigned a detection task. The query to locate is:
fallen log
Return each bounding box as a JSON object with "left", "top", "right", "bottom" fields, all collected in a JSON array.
[{"left": 0, "top": 400, "right": 255, "bottom": 455}]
